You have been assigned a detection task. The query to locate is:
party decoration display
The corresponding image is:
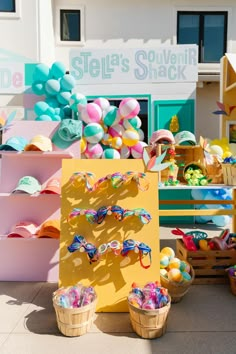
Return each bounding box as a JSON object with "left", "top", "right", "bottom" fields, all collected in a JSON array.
[
  {"left": 83, "top": 123, "right": 104, "bottom": 144},
  {"left": 128, "top": 281, "right": 170, "bottom": 310},
  {"left": 31, "top": 61, "right": 76, "bottom": 121},
  {"left": 81, "top": 103, "right": 102, "bottom": 124}
]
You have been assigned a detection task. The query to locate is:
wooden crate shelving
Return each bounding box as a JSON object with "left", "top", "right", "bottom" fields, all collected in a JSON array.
[{"left": 176, "top": 239, "right": 236, "bottom": 284}]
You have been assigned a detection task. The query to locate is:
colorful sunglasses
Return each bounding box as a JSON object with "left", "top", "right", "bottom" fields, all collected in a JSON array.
[
  {"left": 121, "top": 239, "right": 152, "bottom": 269},
  {"left": 68, "top": 171, "right": 149, "bottom": 192},
  {"left": 67, "top": 235, "right": 98, "bottom": 263},
  {"left": 122, "top": 208, "right": 152, "bottom": 224},
  {"left": 68, "top": 208, "right": 98, "bottom": 225},
  {"left": 97, "top": 240, "right": 121, "bottom": 256},
  {"left": 69, "top": 172, "right": 96, "bottom": 191},
  {"left": 96, "top": 205, "right": 124, "bottom": 224}
]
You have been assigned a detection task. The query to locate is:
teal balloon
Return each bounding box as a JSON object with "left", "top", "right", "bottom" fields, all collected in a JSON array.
[
  {"left": 34, "top": 101, "right": 49, "bottom": 116},
  {"left": 70, "top": 93, "right": 87, "bottom": 112},
  {"left": 32, "top": 81, "right": 45, "bottom": 96},
  {"left": 57, "top": 91, "right": 71, "bottom": 105},
  {"left": 33, "top": 63, "right": 50, "bottom": 82},
  {"left": 45, "top": 107, "right": 55, "bottom": 118},
  {"left": 51, "top": 61, "right": 66, "bottom": 79},
  {"left": 45, "top": 79, "right": 60, "bottom": 96},
  {"left": 54, "top": 107, "right": 65, "bottom": 119},
  {"left": 60, "top": 74, "right": 75, "bottom": 91},
  {"left": 45, "top": 97, "right": 59, "bottom": 108},
  {"left": 36, "top": 114, "right": 52, "bottom": 121},
  {"left": 51, "top": 115, "right": 61, "bottom": 121}
]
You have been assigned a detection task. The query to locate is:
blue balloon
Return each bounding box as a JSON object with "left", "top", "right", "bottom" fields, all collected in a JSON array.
[
  {"left": 35, "top": 114, "right": 52, "bottom": 121},
  {"left": 212, "top": 215, "right": 231, "bottom": 227},
  {"left": 57, "top": 91, "right": 71, "bottom": 105}
]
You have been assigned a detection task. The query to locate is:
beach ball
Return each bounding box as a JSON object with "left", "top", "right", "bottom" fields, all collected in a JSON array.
[
  {"left": 119, "top": 98, "right": 140, "bottom": 119},
  {"left": 161, "top": 247, "right": 175, "bottom": 260},
  {"left": 119, "top": 146, "right": 131, "bottom": 159},
  {"left": 108, "top": 124, "right": 125, "bottom": 137},
  {"left": 45, "top": 79, "right": 60, "bottom": 96},
  {"left": 81, "top": 103, "right": 102, "bottom": 124},
  {"left": 179, "top": 261, "right": 190, "bottom": 273},
  {"left": 103, "top": 106, "right": 120, "bottom": 126},
  {"left": 70, "top": 93, "right": 87, "bottom": 112},
  {"left": 51, "top": 61, "right": 66, "bottom": 79},
  {"left": 33, "top": 63, "right": 50, "bottom": 82},
  {"left": 168, "top": 257, "right": 181, "bottom": 269},
  {"left": 131, "top": 141, "right": 147, "bottom": 159},
  {"left": 32, "top": 81, "right": 45, "bottom": 96},
  {"left": 83, "top": 123, "right": 104, "bottom": 144},
  {"left": 60, "top": 74, "right": 76, "bottom": 91},
  {"left": 80, "top": 137, "right": 87, "bottom": 154},
  {"left": 181, "top": 271, "right": 192, "bottom": 282},
  {"left": 138, "top": 128, "right": 145, "bottom": 141},
  {"left": 94, "top": 97, "right": 110, "bottom": 111},
  {"left": 110, "top": 137, "right": 123, "bottom": 149},
  {"left": 160, "top": 253, "right": 169, "bottom": 269},
  {"left": 168, "top": 268, "right": 183, "bottom": 282},
  {"left": 123, "top": 116, "right": 142, "bottom": 130},
  {"left": 102, "top": 148, "right": 120, "bottom": 159},
  {"left": 122, "top": 129, "right": 140, "bottom": 147},
  {"left": 84, "top": 143, "right": 103, "bottom": 159},
  {"left": 34, "top": 101, "right": 49, "bottom": 116},
  {"left": 57, "top": 91, "right": 71, "bottom": 105}
]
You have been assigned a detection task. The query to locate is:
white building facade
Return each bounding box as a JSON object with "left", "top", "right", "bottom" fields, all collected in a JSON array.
[{"left": 1, "top": 0, "right": 235, "bottom": 140}]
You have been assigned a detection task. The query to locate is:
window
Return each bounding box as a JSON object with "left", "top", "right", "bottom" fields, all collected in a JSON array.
[
  {"left": 56, "top": 5, "right": 84, "bottom": 46},
  {"left": 177, "top": 11, "right": 227, "bottom": 63},
  {"left": 60, "top": 9, "right": 81, "bottom": 41},
  {"left": 0, "top": 0, "right": 15, "bottom": 12}
]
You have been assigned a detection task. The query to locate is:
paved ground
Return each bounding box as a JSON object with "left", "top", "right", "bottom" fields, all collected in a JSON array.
[{"left": 0, "top": 223, "right": 235, "bottom": 354}]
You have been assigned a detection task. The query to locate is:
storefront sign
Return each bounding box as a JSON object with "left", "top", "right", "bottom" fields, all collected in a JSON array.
[
  {"left": 0, "top": 63, "right": 24, "bottom": 93},
  {"left": 70, "top": 45, "right": 198, "bottom": 84}
]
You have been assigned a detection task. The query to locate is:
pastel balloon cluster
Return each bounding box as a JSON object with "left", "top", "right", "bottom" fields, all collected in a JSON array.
[
  {"left": 32, "top": 62, "right": 76, "bottom": 121},
  {"left": 191, "top": 188, "right": 232, "bottom": 227},
  {"left": 128, "top": 281, "right": 170, "bottom": 310},
  {"left": 160, "top": 247, "right": 192, "bottom": 283},
  {"left": 77, "top": 97, "right": 147, "bottom": 159}
]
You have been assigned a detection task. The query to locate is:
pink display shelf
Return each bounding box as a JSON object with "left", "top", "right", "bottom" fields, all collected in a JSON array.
[
  {"left": 0, "top": 238, "right": 59, "bottom": 281},
  {"left": 0, "top": 120, "right": 80, "bottom": 281}
]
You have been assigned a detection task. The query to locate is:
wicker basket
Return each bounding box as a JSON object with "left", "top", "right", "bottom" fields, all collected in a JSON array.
[
  {"left": 127, "top": 297, "right": 171, "bottom": 339},
  {"left": 53, "top": 297, "right": 97, "bottom": 337},
  {"left": 205, "top": 157, "right": 223, "bottom": 184},
  {"left": 229, "top": 274, "right": 236, "bottom": 295},
  {"left": 222, "top": 164, "right": 236, "bottom": 185},
  {"left": 160, "top": 266, "right": 195, "bottom": 303}
]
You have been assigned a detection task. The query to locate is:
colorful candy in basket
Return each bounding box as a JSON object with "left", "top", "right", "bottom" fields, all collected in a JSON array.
[
  {"left": 128, "top": 281, "right": 170, "bottom": 310},
  {"left": 53, "top": 283, "right": 96, "bottom": 309}
]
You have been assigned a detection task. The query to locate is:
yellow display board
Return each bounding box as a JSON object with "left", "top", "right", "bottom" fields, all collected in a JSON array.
[{"left": 59, "top": 159, "right": 159, "bottom": 312}]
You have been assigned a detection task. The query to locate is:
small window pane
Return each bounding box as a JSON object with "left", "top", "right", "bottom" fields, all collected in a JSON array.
[
  {"left": 178, "top": 15, "right": 200, "bottom": 46},
  {"left": 203, "top": 15, "right": 225, "bottom": 63},
  {"left": 60, "top": 10, "right": 81, "bottom": 41},
  {"left": 0, "top": 0, "right": 15, "bottom": 12}
]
